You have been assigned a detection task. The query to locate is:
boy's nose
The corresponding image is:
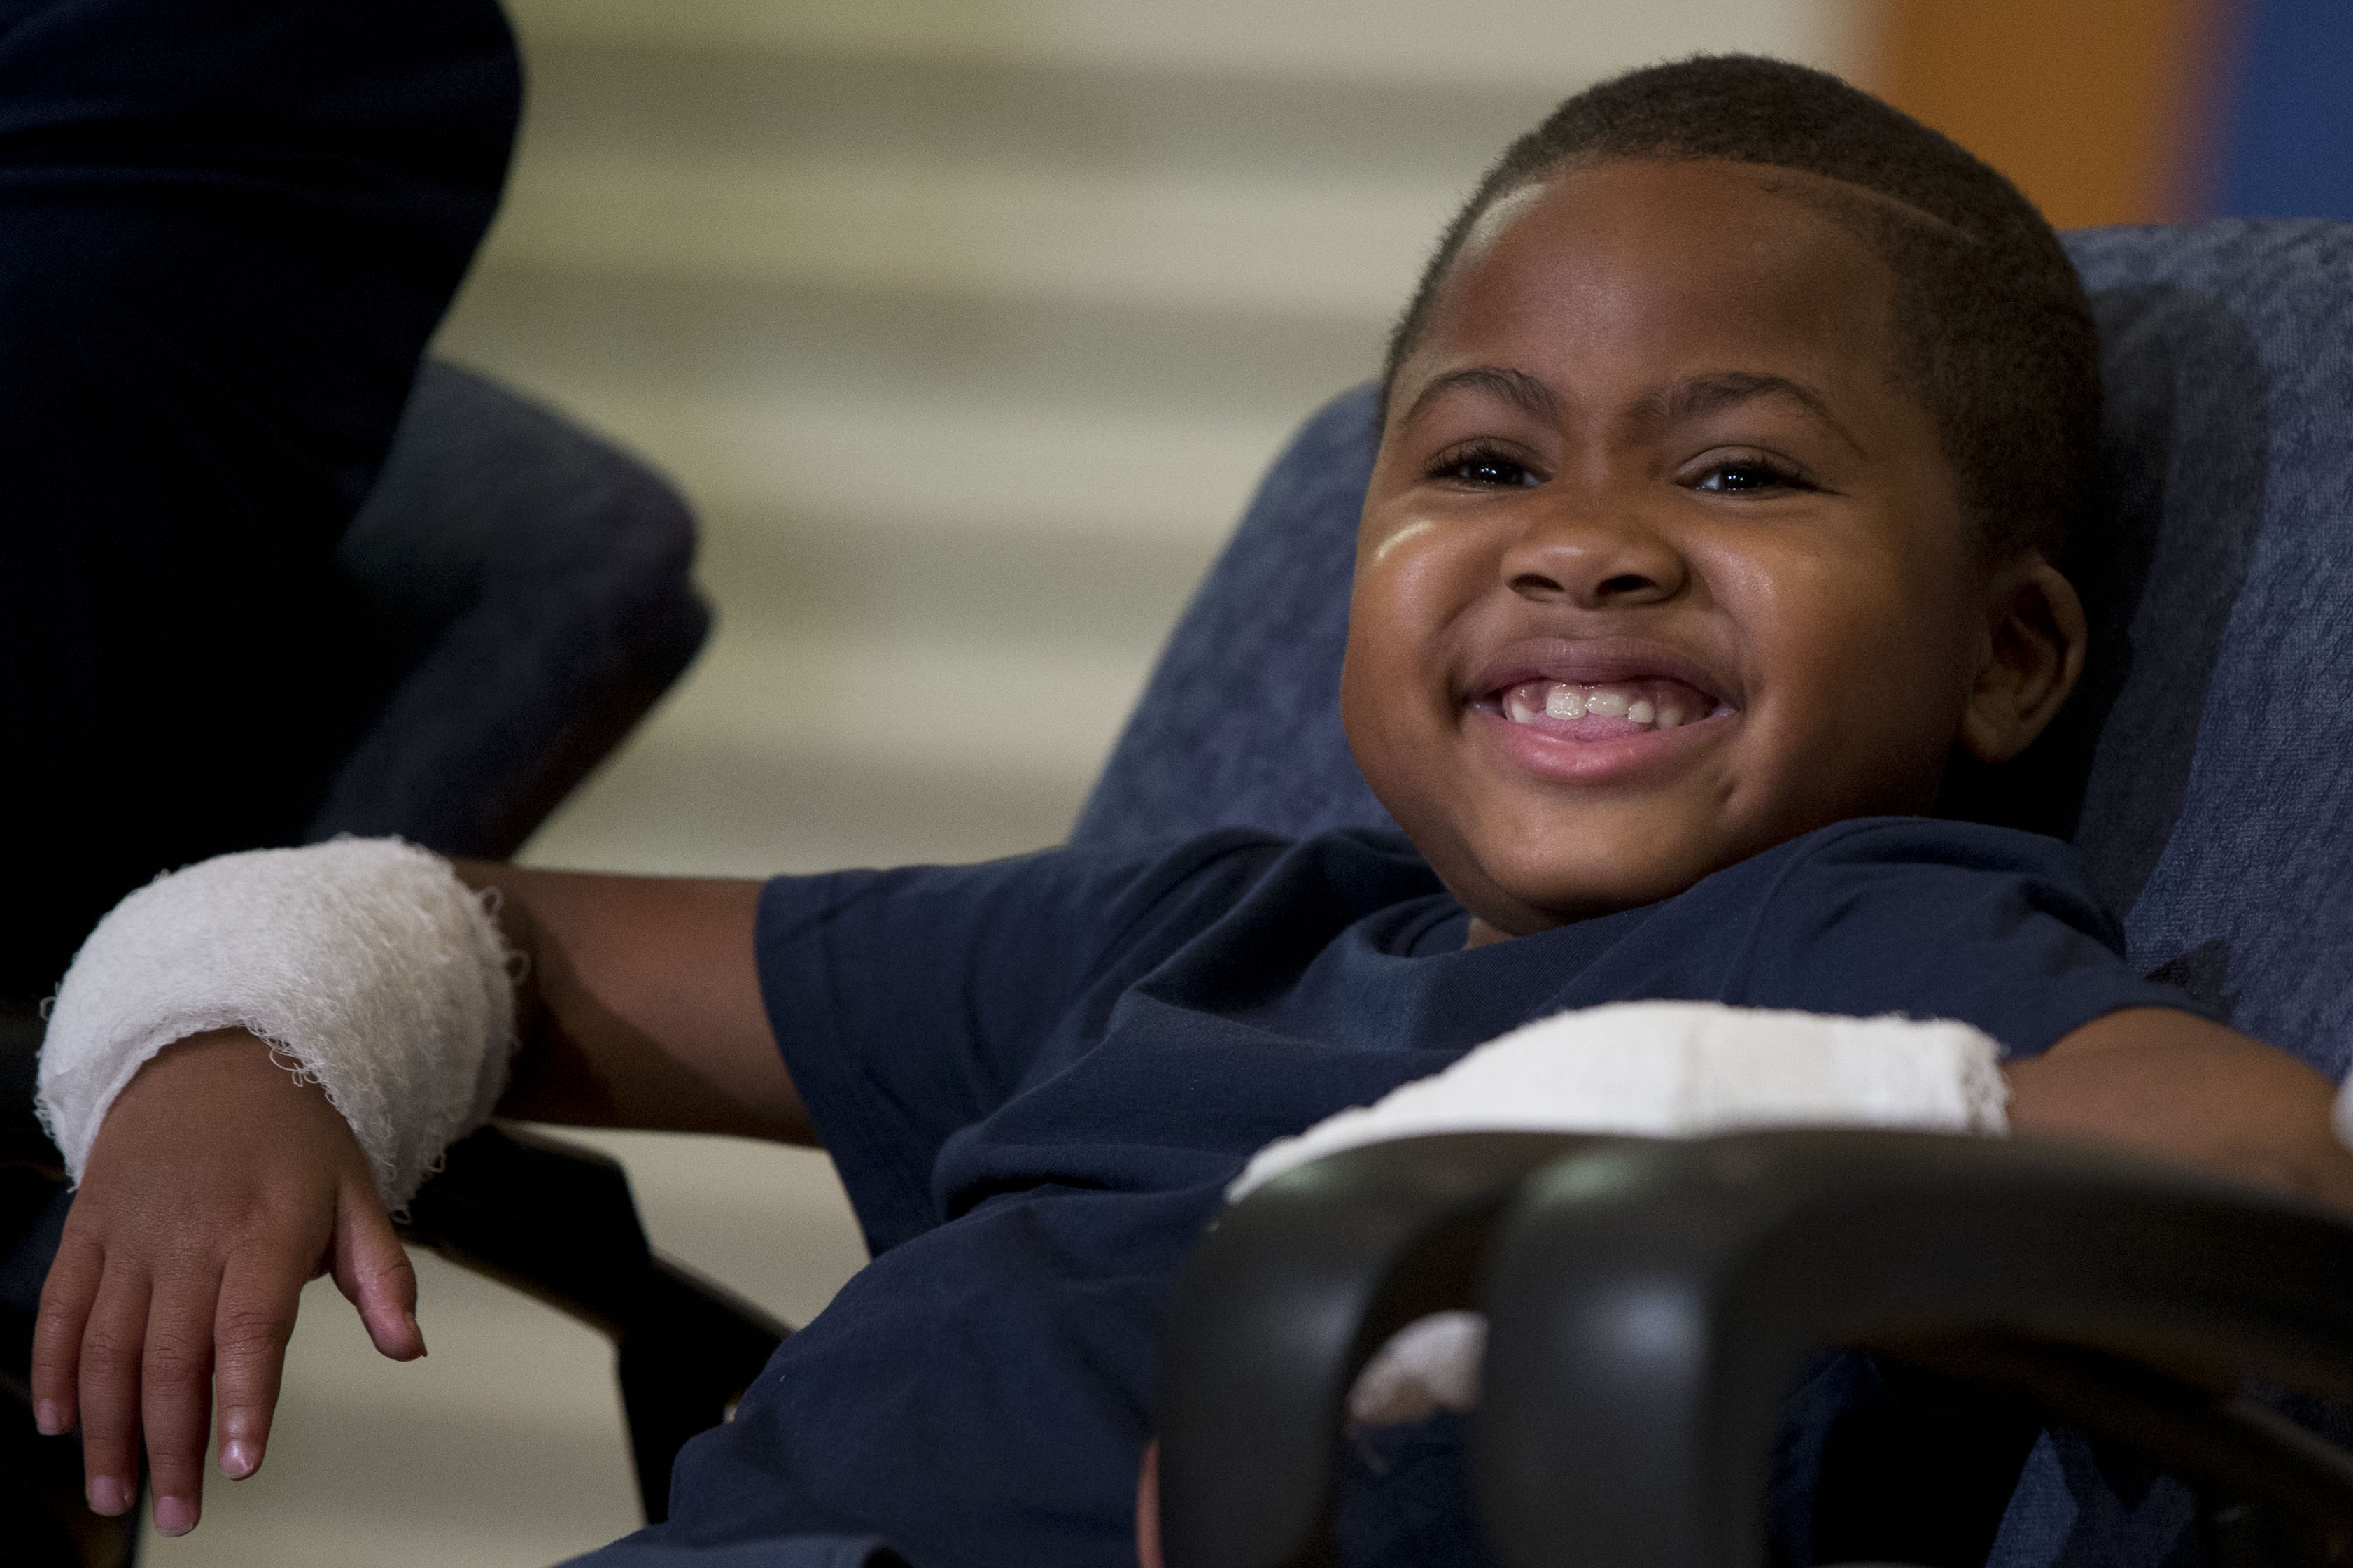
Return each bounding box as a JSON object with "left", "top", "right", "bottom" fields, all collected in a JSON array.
[{"left": 1498, "top": 502, "right": 1688, "bottom": 609}]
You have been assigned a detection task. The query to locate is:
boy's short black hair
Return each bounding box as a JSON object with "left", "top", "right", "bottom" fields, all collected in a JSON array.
[{"left": 1384, "top": 55, "right": 2101, "bottom": 563}]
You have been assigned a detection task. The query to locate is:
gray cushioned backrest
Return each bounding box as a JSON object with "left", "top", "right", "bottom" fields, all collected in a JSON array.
[
  {"left": 1074, "top": 220, "right": 2353, "bottom": 1075},
  {"left": 1073, "top": 382, "right": 1390, "bottom": 853},
  {"left": 308, "top": 360, "right": 710, "bottom": 859}
]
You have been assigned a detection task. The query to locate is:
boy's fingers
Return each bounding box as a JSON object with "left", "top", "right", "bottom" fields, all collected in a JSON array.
[
  {"left": 1137, "top": 1440, "right": 1163, "bottom": 1568},
  {"left": 141, "top": 1281, "right": 220, "bottom": 1536},
  {"left": 30, "top": 1234, "right": 101, "bottom": 1435},
  {"left": 330, "top": 1181, "right": 424, "bottom": 1361},
  {"left": 212, "top": 1259, "right": 303, "bottom": 1481},
  {"left": 76, "top": 1271, "right": 151, "bottom": 1518}
]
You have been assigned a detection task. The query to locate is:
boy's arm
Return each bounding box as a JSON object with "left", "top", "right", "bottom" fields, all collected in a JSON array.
[
  {"left": 467, "top": 862, "right": 809, "bottom": 1142},
  {"left": 33, "top": 864, "right": 795, "bottom": 1536},
  {"left": 2008, "top": 1006, "right": 2353, "bottom": 1208}
]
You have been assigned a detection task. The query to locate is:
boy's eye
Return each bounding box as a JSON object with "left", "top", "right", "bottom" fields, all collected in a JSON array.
[
  {"left": 1690, "top": 455, "right": 1813, "bottom": 494},
  {"left": 1428, "top": 444, "right": 1542, "bottom": 488}
]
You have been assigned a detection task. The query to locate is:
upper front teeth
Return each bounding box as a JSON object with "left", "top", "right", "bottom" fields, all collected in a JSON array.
[{"left": 1505, "top": 681, "right": 1694, "bottom": 730}]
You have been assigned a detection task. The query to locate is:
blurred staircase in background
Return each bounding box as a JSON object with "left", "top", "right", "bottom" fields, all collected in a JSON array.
[{"left": 139, "top": 4, "right": 1848, "bottom": 1562}]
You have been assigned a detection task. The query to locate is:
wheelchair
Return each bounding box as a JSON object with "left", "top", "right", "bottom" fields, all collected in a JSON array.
[{"left": 13, "top": 216, "right": 2353, "bottom": 1567}]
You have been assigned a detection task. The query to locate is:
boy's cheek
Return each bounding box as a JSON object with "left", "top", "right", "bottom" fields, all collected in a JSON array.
[
  {"left": 1363, "top": 513, "right": 1441, "bottom": 569},
  {"left": 1350, "top": 518, "right": 1474, "bottom": 631},
  {"left": 1340, "top": 553, "right": 1475, "bottom": 755}
]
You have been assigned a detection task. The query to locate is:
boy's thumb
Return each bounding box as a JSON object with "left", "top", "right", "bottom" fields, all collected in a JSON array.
[{"left": 332, "top": 1180, "right": 426, "bottom": 1362}]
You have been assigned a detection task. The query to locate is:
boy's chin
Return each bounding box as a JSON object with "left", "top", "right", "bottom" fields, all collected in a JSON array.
[
  {"left": 1440, "top": 840, "right": 1732, "bottom": 935},
  {"left": 1370, "top": 767, "right": 1787, "bottom": 932}
]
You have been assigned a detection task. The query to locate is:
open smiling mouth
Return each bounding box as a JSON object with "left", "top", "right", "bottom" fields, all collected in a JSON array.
[{"left": 1477, "top": 677, "right": 1731, "bottom": 740}]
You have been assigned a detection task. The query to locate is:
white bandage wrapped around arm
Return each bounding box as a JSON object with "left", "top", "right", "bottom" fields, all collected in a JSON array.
[{"left": 37, "top": 838, "right": 518, "bottom": 1208}]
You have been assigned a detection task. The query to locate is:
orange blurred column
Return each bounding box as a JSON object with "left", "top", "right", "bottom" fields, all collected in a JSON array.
[{"left": 1871, "top": 0, "right": 2226, "bottom": 227}]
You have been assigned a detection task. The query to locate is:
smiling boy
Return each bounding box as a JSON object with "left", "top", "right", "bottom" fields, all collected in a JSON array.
[
  {"left": 31, "top": 55, "right": 2353, "bottom": 1568},
  {"left": 1352, "top": 155, "right": 2077, "bottom": 933}
]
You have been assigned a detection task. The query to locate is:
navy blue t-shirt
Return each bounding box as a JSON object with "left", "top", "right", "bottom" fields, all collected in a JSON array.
[{"left": 610, "top": 818, "right": 2193, "bottom": 1568}]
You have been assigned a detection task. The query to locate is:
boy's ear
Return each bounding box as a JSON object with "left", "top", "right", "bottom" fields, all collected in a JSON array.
[{"left": 1960, "top": 555, "right": 2087, "bottom": 763}]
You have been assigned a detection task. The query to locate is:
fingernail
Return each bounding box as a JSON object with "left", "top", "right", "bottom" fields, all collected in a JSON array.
[
  {"left": 221, "top": 1437, "right": 259, "bottom": 1478},
  {"left": 87, "top": 1474, "right": 127, "bottom": 1516},
  {"left": 34, "top": 1399, "right": 63, "bottom": 1436},
  {"left": 154, "top": 1494, "right": 197, "bottom": 1536}
]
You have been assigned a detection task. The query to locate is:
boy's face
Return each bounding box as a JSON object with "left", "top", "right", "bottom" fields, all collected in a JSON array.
[{"left": 1346, "top": 157, "right": 2038, "bottom": 938}]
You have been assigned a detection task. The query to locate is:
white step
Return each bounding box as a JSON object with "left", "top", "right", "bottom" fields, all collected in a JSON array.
[
  {"left": 517, "top": 629, "right": 1159, "bottom": 877},
  {"left": 482, "top": 151, "right": 1463, "bottom": 319},
  {"left": 449, "top": 377, "right": 1305, "bottom": 544},
  {"left": 505, "top": 0, "right": 1857, "bottom": 93}
]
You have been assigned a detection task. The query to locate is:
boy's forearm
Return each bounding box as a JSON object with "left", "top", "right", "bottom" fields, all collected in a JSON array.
[
  {"left": 2008, "top": 1007, "right": 2352, "bottom": 1208},
  {"left": 452, "top": 861, "right": 814, "bottom": 1143}
]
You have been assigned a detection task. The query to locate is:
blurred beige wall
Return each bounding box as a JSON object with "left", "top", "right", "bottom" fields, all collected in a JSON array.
[{"left": 140, "top": 4, "right": 1864, "bottom": 1564}]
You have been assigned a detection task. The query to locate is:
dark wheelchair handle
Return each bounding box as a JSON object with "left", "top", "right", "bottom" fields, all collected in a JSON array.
[
  {"left": 1156, "top": 1132, "right": 1611, "bottom": 1568},
  {"left": 1475, "top": 1131, "right": 2353, "bottom": 1568},
  {"left": 1159, "top": 1129, "right": 2353, "bottom": 1568}
]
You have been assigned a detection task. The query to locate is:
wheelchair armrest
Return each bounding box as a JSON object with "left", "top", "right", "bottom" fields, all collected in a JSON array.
[
  {"left": 1158, "top": 1129, "right": 2353, "bottom": 1568},
  {"left": 398, "top": 1124, "right": 789, "bottom": 1523}
]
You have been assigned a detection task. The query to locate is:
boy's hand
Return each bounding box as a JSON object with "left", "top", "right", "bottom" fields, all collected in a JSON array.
[
  {"left": 31, "top": 1028, "right": 425, "bottom": 1537},
  {"left": 2009, "top": 1007, "right": 2353, "bottom": 1211}
]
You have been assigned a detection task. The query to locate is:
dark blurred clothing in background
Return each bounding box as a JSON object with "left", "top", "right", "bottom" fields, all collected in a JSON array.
[{"left": 0, "top": 0, "right": 519, "bottom": 1002}]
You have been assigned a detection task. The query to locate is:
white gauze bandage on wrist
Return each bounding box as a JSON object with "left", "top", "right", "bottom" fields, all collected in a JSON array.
[{"left": 38, "top": 838, "right": 518, "bottom": 1208}]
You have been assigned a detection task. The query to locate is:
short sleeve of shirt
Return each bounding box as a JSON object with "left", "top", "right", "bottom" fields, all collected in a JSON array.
[
  {"left": 754, "top": 833, "right": 1283, "bottom": 1255},
  {"left": 1671, "top": 817, "right": 2203, "bottom": 1054}
]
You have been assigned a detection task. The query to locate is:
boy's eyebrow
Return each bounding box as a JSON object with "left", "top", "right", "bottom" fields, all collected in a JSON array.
[
  {"left": 1399, "top": 366, "right": 1868, "bottom": 460},
  {"left": 1638, "top": 372, "right": 1868, "bottom": 458},
  {"left": 1400, "top": 365, "right": 1562, "bottom": 430}
]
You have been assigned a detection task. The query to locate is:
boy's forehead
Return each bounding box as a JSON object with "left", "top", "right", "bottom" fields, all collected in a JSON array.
[
  {"left": 1456, "top": 157, "right": 1933, "bottom": 276},
  {"left": 1407, "top": 160, "right": 1905, "bottom": 402}
]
